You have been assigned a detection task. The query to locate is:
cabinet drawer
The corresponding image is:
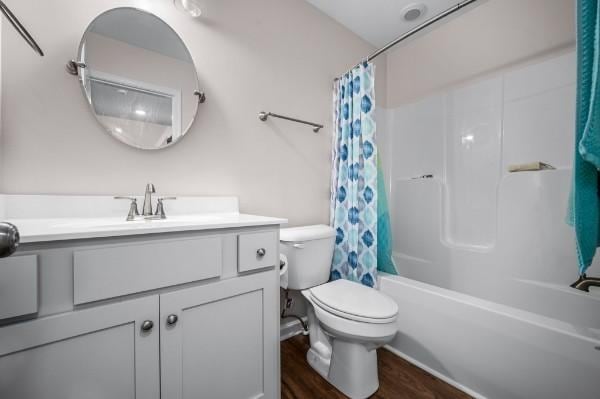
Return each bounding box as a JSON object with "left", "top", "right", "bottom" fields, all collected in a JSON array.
[
  {"left": 238, "top": 231, "right": 277, "bottom": 273},
  {"left": 74, "top": 236, "right": 222, "bottom": 304},
  {"left": 0, "top": 255, "right": 38, "bottom": 319}
]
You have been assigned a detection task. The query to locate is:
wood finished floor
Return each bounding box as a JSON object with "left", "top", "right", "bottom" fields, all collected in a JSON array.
[{"left": 281, "top": 335, "right": 472, "bottom": 399}]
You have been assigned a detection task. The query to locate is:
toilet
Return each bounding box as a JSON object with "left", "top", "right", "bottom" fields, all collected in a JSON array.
[{"left": 280, "top": 225, "right": 399, "bottom": 399}]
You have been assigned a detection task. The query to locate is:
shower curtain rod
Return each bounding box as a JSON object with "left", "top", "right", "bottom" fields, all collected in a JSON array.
[
  {"left": 0, "top": 0, "right": 44, "bottom": 56},
  {"left": 336, "top": 0, "right": 479, "bottom": 79}
]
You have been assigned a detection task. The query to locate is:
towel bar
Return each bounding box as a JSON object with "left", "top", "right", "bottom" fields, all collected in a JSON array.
[{"left": 258, "top": 111, "right": 323, "bottom": 133}]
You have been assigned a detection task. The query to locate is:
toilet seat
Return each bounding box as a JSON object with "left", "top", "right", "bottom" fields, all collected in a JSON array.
[
  {"left": 304, "top": 291, "right": 398, "bottom": 341},
  {"left": 308, "top": 279, "right": 398, "bottom": 324}
]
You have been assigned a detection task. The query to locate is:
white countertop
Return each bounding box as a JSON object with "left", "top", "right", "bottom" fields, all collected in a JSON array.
[{"left": 8, "top": 213, "right": 288, "bottom": 243}]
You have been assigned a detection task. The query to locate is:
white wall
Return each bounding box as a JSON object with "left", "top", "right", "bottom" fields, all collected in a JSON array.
[
  {"left": 384, "top": 0, "right": 576, "bottom": 107},
  {"left": 0, "top": 17, "right": 2, "bottom": 191},
  {"left": 0, "top": 0, "right": 379, "bottom": 226}
]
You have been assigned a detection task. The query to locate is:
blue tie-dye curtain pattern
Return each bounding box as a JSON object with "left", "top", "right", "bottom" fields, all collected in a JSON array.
[{"left": 330, "top": 62, "right": 378, "bottom": 287}]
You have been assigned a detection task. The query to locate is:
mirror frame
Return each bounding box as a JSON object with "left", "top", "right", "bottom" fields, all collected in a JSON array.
[{"left": 74, "top": 7, "right": 201, "bottom": 150}]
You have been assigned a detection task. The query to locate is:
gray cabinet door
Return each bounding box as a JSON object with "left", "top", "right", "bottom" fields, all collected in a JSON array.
[
  {"left": 160, "top": 270, "right": 279, "bottom": 399},
  {"left": 0, "top": 296, "right": 160, "bottom": 399}
]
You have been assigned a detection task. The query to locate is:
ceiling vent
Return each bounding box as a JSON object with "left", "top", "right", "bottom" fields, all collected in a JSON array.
[{"left": 402, "top": 3, "right": 427, "bottom": 22}]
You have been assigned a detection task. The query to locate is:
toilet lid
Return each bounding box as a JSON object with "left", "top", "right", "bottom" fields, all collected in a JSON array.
[{"left": 309, "top": 279, "right": 398, "bottom": 322}]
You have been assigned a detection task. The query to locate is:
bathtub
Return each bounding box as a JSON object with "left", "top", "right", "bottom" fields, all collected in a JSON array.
[{"left": 379, "top": 273, "right": 600, "bottom": 399}]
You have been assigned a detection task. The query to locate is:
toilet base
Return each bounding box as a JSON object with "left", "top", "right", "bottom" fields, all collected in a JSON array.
[
  {"left": 306, "top": 347, "right": 330, "bottom": 380},
  {"left": 327, "top": 338, "right": 379, "bottom": 399},
  {"left": 305, "top": 337, "right": 380, "bottom": 399},
  {"left": 301, "top": 287, "right": 394, "bottom": 399}
]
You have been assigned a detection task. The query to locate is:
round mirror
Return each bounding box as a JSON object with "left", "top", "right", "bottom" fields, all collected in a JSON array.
[{"left": 76, "top": 8, "right": 200, "bottom": 150}]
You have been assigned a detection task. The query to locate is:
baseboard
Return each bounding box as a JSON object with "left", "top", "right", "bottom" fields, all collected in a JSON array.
[
  {"left": 383, "top": 345, "right": 487, "bottom": 399},
  {"left": 280, "top": 317, "right": 308, "bottom": 341}
]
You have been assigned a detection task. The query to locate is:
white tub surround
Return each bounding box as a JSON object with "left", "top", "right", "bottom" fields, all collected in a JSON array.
[
  {"left": 0, "top": 195, "right": 286, "bottom": 399},
  {"left": 378, "top": 50, "right": 600, "bottom": 399},
  {"left": 0, "top": 195, "right": 286, "bottom": 243}
]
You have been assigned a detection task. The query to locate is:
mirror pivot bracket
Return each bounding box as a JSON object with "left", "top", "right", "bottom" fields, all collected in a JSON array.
[
  {"left": 194, "top": 90, "right": 206, "bottom": 103},
  {"left": 65, "top": 60, "right": 86, "bottom": 76}
]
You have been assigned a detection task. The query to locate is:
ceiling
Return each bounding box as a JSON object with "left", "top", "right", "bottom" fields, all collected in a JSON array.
[{"left": 305, "top": 0, "right": 465, "bottom": 47}]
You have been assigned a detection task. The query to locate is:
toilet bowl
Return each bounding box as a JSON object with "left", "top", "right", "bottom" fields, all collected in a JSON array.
[
  {"left": 302, "top": 279, "right": 398, "bottom": 399},
  {"left": 280, "top": 225, "right": 399, "bottom": 399}
]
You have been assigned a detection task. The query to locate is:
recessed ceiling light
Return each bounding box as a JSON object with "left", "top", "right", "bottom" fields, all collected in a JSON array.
[
  {"left": 402, "top": 3, "right": 427, "bottom": 22},
  {"left": 135, "top": 109, "right": 147, "bottom": 116},
  {"left": 114, "top": 127, "right": 123, "bottom": 133},
  {"left": 173, "top": 0, "right": 202, "bottom": 17}
]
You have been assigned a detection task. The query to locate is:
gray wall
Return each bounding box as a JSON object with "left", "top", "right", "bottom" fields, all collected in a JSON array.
[{"left": 0, "top": 0, "right": 378, "bottom": 226}]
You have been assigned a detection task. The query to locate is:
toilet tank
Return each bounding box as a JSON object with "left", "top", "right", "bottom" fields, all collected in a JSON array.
[{"left": 280, "top": 225, "right": 335, "bottom": 290}]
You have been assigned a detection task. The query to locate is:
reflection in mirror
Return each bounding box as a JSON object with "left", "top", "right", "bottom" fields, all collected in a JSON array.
[{"left": 77, "top": 7, "right": 199, "bottom": 150}]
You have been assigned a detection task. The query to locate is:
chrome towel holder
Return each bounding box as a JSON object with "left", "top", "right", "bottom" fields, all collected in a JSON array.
[{"left": 259, "top": 111, "right": 323, "bottom": 133}]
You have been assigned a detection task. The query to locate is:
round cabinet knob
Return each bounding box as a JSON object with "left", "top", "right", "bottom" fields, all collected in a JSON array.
[
  {"left": 256, "top": 248, "right": 266, "bottom": 257},
  {"left": 140, "top": 320, "right": 154, "bottom": 332},
  {"left": 166, "top": 314, "right": 178, "bottom": 326}
]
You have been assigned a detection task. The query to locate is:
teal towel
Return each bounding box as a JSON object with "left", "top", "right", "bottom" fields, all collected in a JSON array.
[
  {"left": 569, "top": 0, "right": 600, "bottom": 275},
  {"left": 579, "top": 0, "right": 600, "bottom": 167},
  {"left": 377, "top": 157, "right": 398, "bottom": 275}
]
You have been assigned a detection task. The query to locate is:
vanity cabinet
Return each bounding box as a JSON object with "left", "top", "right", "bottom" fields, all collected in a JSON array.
[
  {"left": 0, "top": 296, "right": 160, "bottom": 399},
  {"left": 0, "top": 226, "right": 280, "bottom": 399},
  {"left": 160, "top": 270, "right": 278, "bottom": 399}
]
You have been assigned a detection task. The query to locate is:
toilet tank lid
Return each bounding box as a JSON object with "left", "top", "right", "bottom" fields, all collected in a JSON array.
[{"left": 280, "top": 225, "right": 335, "bottom": 242}]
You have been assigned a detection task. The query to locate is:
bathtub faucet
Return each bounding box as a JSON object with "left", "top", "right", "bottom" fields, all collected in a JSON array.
[{"left": 570, "top": 274, "right": 600, "bottom": 292}]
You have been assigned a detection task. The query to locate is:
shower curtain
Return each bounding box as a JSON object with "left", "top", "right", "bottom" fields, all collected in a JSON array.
[
  {"left": 569, "top": 0, "right": 600, "bottom": 276},
  {"left": 330, "top": 62, "right": 397, "bottom": 288}
]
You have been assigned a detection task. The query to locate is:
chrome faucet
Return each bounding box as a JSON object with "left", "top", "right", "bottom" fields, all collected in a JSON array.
[
  {"left": 155, "top": 197, "right": 177, "bottom": 219},
  {"left": 143, "top": 183, "right": 156, "bottom": 216},
  {"left": 116, "top": 184, "right": 176, "bottom": 221},
  {"left": 570, "top": 274, "right": 600, "bottom": 292},
  {"left": 114, "top": 196, "right": 140, "bottom": 221}
]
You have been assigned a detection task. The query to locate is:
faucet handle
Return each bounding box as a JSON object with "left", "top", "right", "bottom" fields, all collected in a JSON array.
[
  {"left": 114, "top": 196, "right": 140, "bottom": 220},
  {"left": 155, "top": 197, "right": 177, "bottom": 219}
]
